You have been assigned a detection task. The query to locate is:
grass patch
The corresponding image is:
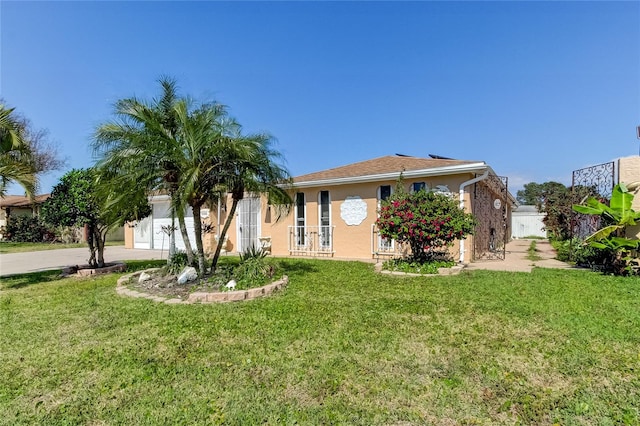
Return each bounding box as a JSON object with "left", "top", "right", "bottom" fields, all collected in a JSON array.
[
  {"left": 0, "top": 241, "right": 125, "bottom": 254},
  {"left": 382, "top": 258, "right": 455, "bottom": 274},
  {"left": 526, "top": 240, "right": 543, "bottom": 261},
  {"left": 1, "top": 260, "right": 639, "bottom": 424}
]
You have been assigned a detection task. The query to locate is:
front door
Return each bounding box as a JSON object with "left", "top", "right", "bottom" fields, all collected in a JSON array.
[{"left": 237, "top": 197, "right": 260, "bottom": 253}]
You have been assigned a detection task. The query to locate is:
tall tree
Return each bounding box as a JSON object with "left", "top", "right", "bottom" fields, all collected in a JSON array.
[
  {"left": 517, "top": 181, "right": 598, "bottom": 240},
  {"left": 93, "top": 78, "right": 196, "bottom": 265},
  {"left": 0, "top": 104, "right": 36, "bottom": 197},
  {"left": 94, "top": 78, "right": 293, "bottom": 275},
  {"left": 0, "top": 102, "right": 64, "bottom": 198},
  {"left": 209, "top": 132, "right": 293, "bottom": 271}
]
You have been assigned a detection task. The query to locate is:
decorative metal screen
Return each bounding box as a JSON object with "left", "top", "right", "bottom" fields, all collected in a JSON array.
[
  {"left": 473, "top": 175, "right": 509, "bottom": 260},
  {"left": 571, "top": 162, "right": 616, "bottom": 240}
]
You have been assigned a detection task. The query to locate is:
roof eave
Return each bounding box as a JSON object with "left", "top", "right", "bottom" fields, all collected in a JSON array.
[{"left": 293, "top": 162, "right": 488, "bottom": 188}]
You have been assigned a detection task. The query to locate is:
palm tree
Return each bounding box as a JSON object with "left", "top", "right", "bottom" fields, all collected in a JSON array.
[
  {"left": 94, "top": 77, "right": 293, "bottom": 276},
  {"left": 209, "top": 131, "right": 293, "bottom": 271},
  {"left": 93, "top": 78, "right": 197, "bottom": 265},
  {"left": 0, "top": 104, "right": 36, "bottom": 197}
]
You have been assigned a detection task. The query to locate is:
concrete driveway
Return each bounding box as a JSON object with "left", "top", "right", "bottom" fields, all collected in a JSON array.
[{"left": 0, "top": 246, "right": 166, "bottom": 277}]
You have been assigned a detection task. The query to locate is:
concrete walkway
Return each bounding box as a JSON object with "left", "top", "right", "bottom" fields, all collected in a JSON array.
[
  {"left": 466, "top": 239, "right": 573, "bottom": 273},
  {"left": 0, "top": 246, "right": 166, "bottom": 277}
]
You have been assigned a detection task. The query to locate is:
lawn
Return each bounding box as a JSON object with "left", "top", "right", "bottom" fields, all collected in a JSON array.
[
  {"left": 0, "top": 241, "right": 125, "bottom": 254},
  {"left": 1, "top": 259, "right": 639, "bottom": 425}
]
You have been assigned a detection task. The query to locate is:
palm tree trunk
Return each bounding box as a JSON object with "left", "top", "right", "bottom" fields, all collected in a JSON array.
[
  {"left": 95, "top": 225, "right": 106, "bottom": 268},
  {"left": 211, "top": 198, "right": 239, "bottom": 271},
  {"left": 192, "top": 203, "right": 206, "bottom": 276},
  {"left": 176, "top": 212, "right": 195, "bottom": 266}
]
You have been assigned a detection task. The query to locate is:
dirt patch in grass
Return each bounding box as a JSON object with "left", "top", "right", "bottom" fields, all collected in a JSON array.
[{"left": 123, "top": 269, "right": 224, "bottom": 300}]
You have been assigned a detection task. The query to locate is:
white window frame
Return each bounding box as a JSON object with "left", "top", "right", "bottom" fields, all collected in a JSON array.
[
  {"left": 294, "top": 192, "right": 306, "bottom": 247},
  {"left": 318, "top": 190, "right": 332, "bottom": 249}
]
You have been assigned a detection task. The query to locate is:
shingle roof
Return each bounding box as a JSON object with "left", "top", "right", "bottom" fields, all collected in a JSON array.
[
  {"left": 0, "top": 194, "right": 50, "bottom": 208},
  {"left": 293, "top": 155, "right": 482, "bottom": 183}
]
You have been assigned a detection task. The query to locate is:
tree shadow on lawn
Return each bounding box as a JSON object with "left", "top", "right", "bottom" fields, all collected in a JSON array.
[
  {"left": 278, "top": 259, "right": 320, "bottom": 276},
  {"left": 0, "top": 269, "right": 63, "bottom": 290}
]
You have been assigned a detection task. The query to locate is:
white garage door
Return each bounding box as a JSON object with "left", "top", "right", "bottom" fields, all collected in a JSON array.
[{"left": 151, "top": 201, "right": 197, "bottom": 252}]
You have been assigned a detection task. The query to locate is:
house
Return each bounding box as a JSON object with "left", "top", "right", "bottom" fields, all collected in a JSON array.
[
  {"left": 125, "top": 154, "right": 515, "bottom": 263},
  {"left": 0, "top": 194, "right": 50, "bottom": 236}
]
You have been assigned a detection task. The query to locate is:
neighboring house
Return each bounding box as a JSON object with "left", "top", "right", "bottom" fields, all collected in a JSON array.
[
  {"left": 511, "top": 205, "right": 546, "bottom": 239},
  {"left": 0, "top": 194, "right": 50, "bottom": 235},
  {"left": 125, "top": 154, "right": 515, "bottom": 263}
]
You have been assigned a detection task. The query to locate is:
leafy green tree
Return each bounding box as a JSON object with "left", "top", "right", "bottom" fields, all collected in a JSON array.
[
  {"left": 0, "top": 102, "right": 64, "bottom": 198},
  {"left": 517, "top": 181, "right": 597, "bottom": 240},
  {"left": 376, "top": 188, "right": 476, "bottom": 264},
  {"left": 209, "top": 132, "right": 293, "bottom": 271},
  {"left": 41, "top": 168, "right": 151, "bottom": 267},
  {"left": 0, "top": 104, "right": 36, "bottom": 197},
  {"left": 94, "top": 77, "right": 293, "bottom": 275},
  {"left": 93, "top": 78, "right": 196, "bottom": 266}
]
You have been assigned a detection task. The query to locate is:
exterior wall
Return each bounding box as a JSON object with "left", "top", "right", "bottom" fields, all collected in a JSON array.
[
  {"left": 270, "top": 174, "right": 475, "bottom": 261},
  {"left": 124, "top": 172, "right": 505, "bottom": 265},
  {"left": 618, "top": 156, "right": 640, "bottom": 238}
]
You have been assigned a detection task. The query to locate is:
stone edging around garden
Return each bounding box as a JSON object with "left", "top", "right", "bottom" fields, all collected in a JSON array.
[
  {"left": 63, "top": 262, "right": 127, "bottom": 277},
  {"left": 116, "top": 269, "right": 289, "bottom": 305},
  {"left": 374, "top": 263, "right": 465, "bottom": 277}
]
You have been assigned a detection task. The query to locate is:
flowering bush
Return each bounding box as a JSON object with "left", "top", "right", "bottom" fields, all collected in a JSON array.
[{"left": 376, "top": 189, "right": 477, "bottom": 263}]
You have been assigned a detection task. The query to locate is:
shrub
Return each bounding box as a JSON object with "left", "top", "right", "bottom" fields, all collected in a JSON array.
[
  {"left": 376, "top": 188, "right": 476, "bottom": 263},
  {"left": 167, "top": 250, "right": 190, "bottom": 274},
  {"left": 235, "top": 248, "right": 280, "bottom": 289},
  {"left": 382, "top": 258, "right": 454, "bottom": 274},
  {"left": 5, "top": 216, "right": 54, "bottom": 242}
]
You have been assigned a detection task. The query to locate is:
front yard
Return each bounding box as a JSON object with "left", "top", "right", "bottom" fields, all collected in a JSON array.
[{"left": 0, "top": 259, "right": 638, "bottom": 425}]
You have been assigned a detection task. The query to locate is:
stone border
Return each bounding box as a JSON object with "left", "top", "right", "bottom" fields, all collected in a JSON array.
[
  {"left": 116, "top": 269, "right": 288, "bottom": 304},
  {"left": 374, "top": 263, "right": 465, "bottom": 277},
  {"left": 63, "top": 262, "right": 127, "bottom": 277}
]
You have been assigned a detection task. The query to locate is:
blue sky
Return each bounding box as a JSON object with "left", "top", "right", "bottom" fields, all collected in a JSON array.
[{"left": 1, "top": 1, "right": 639, "bottom": 195}]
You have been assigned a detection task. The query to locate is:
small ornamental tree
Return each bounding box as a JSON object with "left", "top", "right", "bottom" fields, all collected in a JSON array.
[
  {"left": 376, "top": 189, "right": 477, "bottom": 263},
  {"left": 41, "top": 168, "right": 151, "bottom": 267}
]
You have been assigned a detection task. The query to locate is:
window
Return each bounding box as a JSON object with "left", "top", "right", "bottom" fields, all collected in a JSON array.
[
  {"left": 295, "top": 192, "right": 305, "bottom": 246},
  {"left": 379, "top": 185, "right": 392, "bottom": 201},
  {"left": 412, "top": 182, "right": 426, "bottom": 192},
  {"left": 319, "top": 190, "right": 331, "bottom": 249}
]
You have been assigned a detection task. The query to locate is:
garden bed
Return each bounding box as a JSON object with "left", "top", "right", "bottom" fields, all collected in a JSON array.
[{"left": 116, "top": 268, "right": 288, "bottom": 304}]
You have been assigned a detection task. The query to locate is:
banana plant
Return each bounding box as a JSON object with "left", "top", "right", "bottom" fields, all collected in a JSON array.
[{"left": 572, "top": 182, "right": 640, "bottom": 250}]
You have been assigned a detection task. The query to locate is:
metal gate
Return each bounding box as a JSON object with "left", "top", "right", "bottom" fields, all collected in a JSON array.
[
  {"left": 237, "top": 197, "right": 261, "bottom": 253},
  {"left": 473, "top": 175, "right": 509, "bottom": 260},
  {"left": 570, "top": 162, "right": 616, "bottom": 241}
]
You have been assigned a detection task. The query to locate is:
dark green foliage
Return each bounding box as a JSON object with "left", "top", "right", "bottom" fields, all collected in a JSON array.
[
  {"left": 376, "top": 188, "right": 476, "bottom": 263},
  {"left": 40, "top": 168, "right": 151, "bottom": 267},
  {"left": 572, "top": 183, "right": 640, "bottom": 275},
  {"left": 235, "top": 255, "right": 280, "bottom": 288},
  {"left": 4, "top": 216, "right": 53, "bottom": 242},
  {"left": 239, "top": 245, "right": 268, "bottom": 262},
  {"left": 382, "top": 258, "right": 454, "bottom": 274},
  {"left": 167, "top": 250, "right": 192, "bottom": 274}
]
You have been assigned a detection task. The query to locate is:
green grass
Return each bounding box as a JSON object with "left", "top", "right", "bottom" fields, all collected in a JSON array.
[
  {"left": 0, "top": 241, "right": 125, "bottom": 254},
  {"left": 1, "top": 259, "right": 639, "bottom": 425},
  {"left": 527, "top": 240, "right": 543, "bottom": 261}
]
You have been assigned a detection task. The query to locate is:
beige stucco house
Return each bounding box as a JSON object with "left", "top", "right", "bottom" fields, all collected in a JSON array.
[{"left": 125, "top": 155, "right": 514, "bottom": 263}]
